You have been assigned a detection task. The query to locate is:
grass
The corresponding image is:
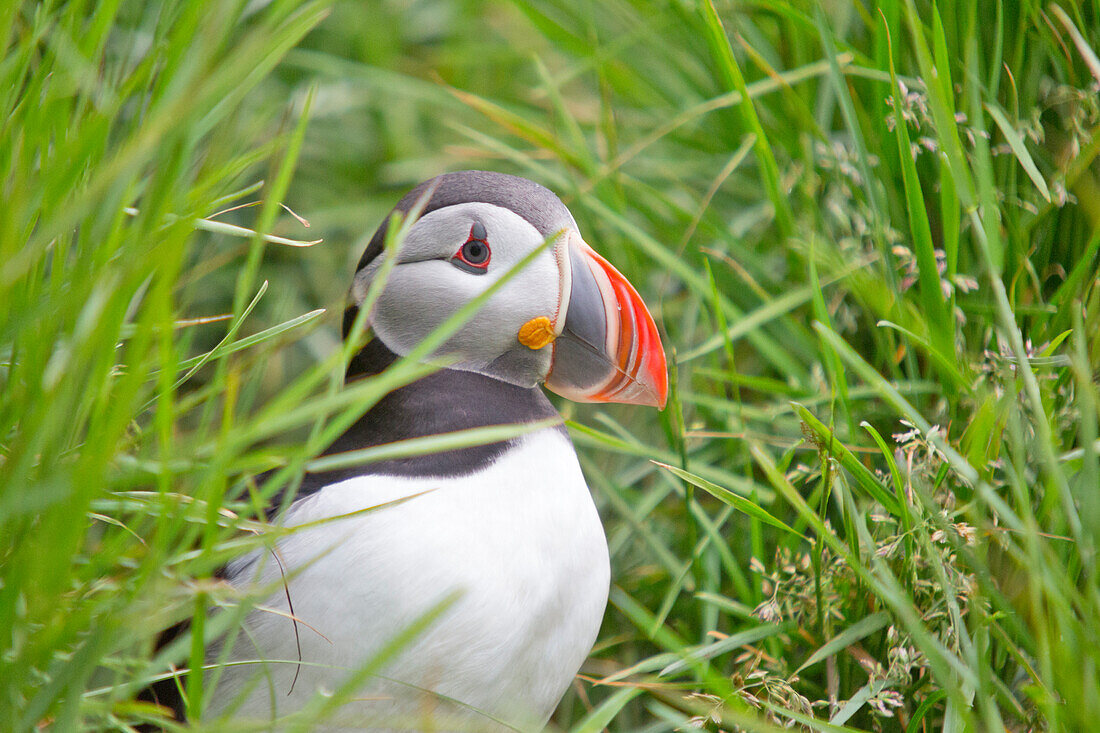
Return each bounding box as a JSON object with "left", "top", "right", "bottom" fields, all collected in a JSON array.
[{"left": 2, "top": 0, "right": 1099, "bottom": 730}]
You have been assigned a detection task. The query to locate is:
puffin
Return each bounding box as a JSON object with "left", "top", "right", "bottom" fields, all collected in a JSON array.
[{"left": 208, "top": 171, "right": 668, "bottom": 731}]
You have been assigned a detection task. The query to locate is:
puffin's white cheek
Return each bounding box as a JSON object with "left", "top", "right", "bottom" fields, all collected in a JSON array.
[
  {"left": 442, "top": 275, "right": 554, "bottom": 365},
  {"left": 370, "top": 256, "right": 561, "bottom": 387},
  {"left": 463, "top": 259, "right": 560, "bottom": 384},
  {"left": 369, "top": 264, "right": 457, "bottom": 357},
  {"left": 370, "top": 265, "right": 528, "bottom": 365}
]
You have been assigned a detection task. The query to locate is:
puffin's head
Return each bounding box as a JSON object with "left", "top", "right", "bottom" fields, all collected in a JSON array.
[{"left": 348, "top": 170, "right": 668, "bottom": 408}]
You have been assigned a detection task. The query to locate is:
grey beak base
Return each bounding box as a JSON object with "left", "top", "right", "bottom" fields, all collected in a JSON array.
[{"left": 547, "top": 245, "right": 613, "bottom": 394}]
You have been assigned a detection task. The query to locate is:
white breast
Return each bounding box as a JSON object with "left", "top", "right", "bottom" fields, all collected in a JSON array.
[{"left": 209, "top": 429, "right": 610, "bottom": 731}]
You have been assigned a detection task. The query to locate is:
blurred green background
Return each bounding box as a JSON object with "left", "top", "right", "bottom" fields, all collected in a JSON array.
[{"left": 3, "top": 0, "right": 1100, "bottom": 730}]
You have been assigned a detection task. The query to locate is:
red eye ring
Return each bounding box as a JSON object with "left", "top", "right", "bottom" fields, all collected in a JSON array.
[{"left": 452, "top": 224, "right": 491, "bottom": 272}]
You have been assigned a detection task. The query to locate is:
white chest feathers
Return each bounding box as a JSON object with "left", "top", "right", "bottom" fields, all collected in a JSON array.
[{"left": 209, "top": 429, "right": 610, "bottom": 732}]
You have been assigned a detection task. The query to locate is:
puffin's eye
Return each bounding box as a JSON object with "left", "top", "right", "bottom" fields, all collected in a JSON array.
[
  {"left": 452, "top": 224, "right": 491, "bottom": 273},
  {"left": 462, "top": 240, "right": 489, "bottom": 264}
]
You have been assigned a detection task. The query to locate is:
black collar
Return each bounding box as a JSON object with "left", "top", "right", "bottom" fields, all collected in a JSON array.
[{"left": 285, "top": 335, "right": 566, "bottom": 505}]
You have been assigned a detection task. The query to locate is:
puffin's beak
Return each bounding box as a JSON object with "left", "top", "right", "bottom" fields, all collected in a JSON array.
[{"left": 543, "top": 232, "right": 668, "bottom": 409}]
